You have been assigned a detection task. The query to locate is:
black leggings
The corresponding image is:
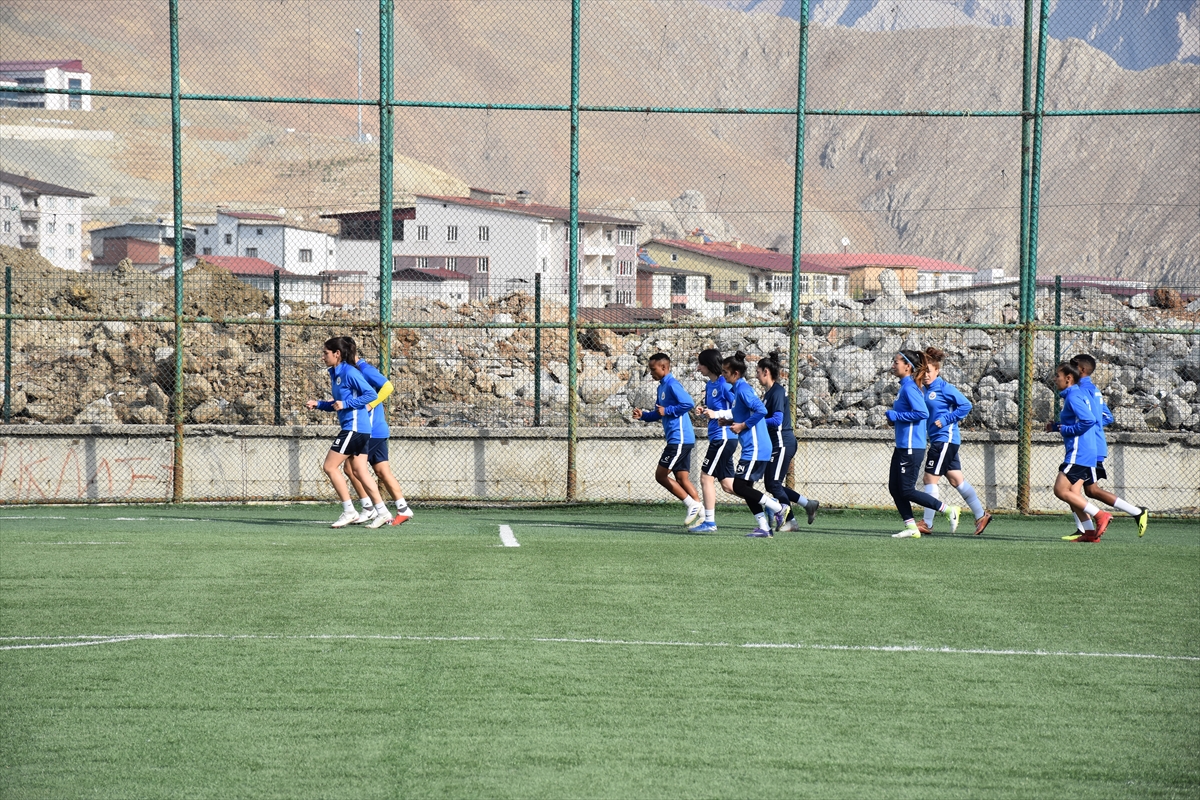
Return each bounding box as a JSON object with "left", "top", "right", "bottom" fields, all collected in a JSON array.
[
  {"left": 732, "top": 478, "right": 765, "bottom": 514},
  {"left": 889, "top": 447, "right": 941, "bottom": 521},
  {"left": 764, "top": 441, "right": 803, "bottom": 506}
]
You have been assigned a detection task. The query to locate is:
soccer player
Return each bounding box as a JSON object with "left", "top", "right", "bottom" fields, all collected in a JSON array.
[
  {"left": 305, "top": 337, "right": 388, "bottom": 529},
  {"left": 917, "top": 346, "right": 991, "bottom": 536},
  {"left": 1045, "top": 361, "right": 1109, "bottom": 543},
  {"left": 337, "top": 338, "right": 414, "bottom": 527},
  {"left": 689, "top": 348, "right": 736, "bottom": 533},
  {"left": 756, "top": 352, "right": 819, "bottom": 531},
  {"left": 887, "top": 350, "right": 961, "bottom": 539},
  {"left": 632, "top": 352, "right": 704, "bottom": 527},
  {"left": 707, "top": 351, "right": 783, "bottom": 538},
  {"left": 1061, "top": 353, "right": 1148, "bottom": 540}
]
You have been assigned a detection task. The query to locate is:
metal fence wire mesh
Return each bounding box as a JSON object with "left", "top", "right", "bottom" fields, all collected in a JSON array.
[{"left": 0, "top": 0, "right": 1197, "bottom": 514}]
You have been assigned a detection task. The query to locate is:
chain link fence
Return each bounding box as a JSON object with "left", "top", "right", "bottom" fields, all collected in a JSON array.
[{"left": 1, "top": 0, "right": 1197, "bottom": 514}]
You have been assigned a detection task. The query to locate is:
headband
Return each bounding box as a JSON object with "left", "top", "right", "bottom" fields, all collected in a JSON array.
[{"left": 898, "top": 352, "right": 915, "bottom": 369}]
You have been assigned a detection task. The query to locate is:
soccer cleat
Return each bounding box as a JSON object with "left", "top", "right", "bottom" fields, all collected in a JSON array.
[
  {"left": 1136, "top": 508, "right": 1149, "bottom": 538},
  {"left": 353, "top": 508, "right": 375, "bottom": 524},
  {"left": 916, "top": 520, "right": 933, "bottom": 535},
  {"left": 1075, "top": 531, "right": 1102, "bottom": 543},
  {"left": 331, "top": 509, "right": 359, "bottom": 529},
  {"left": 892, "top": 524, "right": 921, "bottom": 539},
  {"left": 746, "top": 528, "right": 773, "bottom": 538},
  {"left": 366, "top": 511, "right": 390, "bottom": 529},
  {"left": 805, "top": 499, "right": 820, "bottom": 525},
  {"left": 1062, "top": 533, "right": 1083, "bottom": 541},
  {"left": 944, "top": 505, "right": 962, "bottom": 534},
  {"left": 392, "top": 510, "right": 413, "bottom": 526},
  {"left": 974, "top": 513, "right": 993, "bottom": 536},
  {"left": 684, "top": 504, "right": 704, "bottom": 527},
  {"left": 1094, "top": 511, "right": 1113, "bottom": 538},
  {"left": 772, "top": 507, "right": 788, "bottom": 531},
  {"left": 688, "top": 521, "right": 718, "bottom": 533},
  {"left": 779, "top": 517, "right": 801, "bottom": 532}
]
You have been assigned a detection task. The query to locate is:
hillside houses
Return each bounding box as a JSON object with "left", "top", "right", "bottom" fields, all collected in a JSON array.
[
  {"left": 0, "top": 59, "right": 92, "bottom": 111},
  {"left": 0, "top": 170, "right": 91, "bottom": 271},
  {"left": 194, "top": 211, "right": 336, "bottom": 275}
]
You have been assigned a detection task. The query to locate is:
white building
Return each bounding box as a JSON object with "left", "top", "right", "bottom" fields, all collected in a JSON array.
[
  {"left": 329, "top": 189, "right": 641, "bottom": 306},
  {"left": 0, "top": 59, "right": 92, "bottom": 111},
  {"left": 392, "top": 267, "right": 471, "bottom": 305},
  {"left": 194, "top": 211, "right": 336, "bottom": 275},
  {"left": 0, "top": 170, "right": 91, "bottom": 270},
  {"left": 180, "top": 255, "right": 325, "bottom": 305}
]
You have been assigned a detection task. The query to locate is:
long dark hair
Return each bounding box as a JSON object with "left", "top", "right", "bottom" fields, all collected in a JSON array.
[
  {"left": 698, "top": 348, "right": 722, "bottom": 376},
  {"left": 758, "top": 351, "right": 783, "bottom": 383},
  {"left": 721, "top": 350, "right": 748, "bottom": 378},
  {"left": 898, "top": 349, "right": 924, "bottom": 379},
  {"left": 334, "top": 335, "right": 358, "bottom": 365}
]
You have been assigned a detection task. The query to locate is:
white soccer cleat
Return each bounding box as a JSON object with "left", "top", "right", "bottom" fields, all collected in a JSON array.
[
  {"left": 944, "top": 505, "right": 961, "bottom": 534},
  {"left": 366, "top": 511, "right": 390, "bottom": 529},
  {"left": 684, "top": 504, "right": 704, "bottom": 527},
  {"left": 331, "top": 510, "right": 359, "bottom": 529},
  {"left": 353, "top": 508, "right": 375, "bottom": 525},
  {"left": 892, "top": 525, "right": 921, "bottom": 538}
]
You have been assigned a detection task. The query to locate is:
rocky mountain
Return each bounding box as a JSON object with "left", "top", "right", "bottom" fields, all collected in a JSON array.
[
  {"left": 708, "top": 0, "right": 1200, "bottom": 70},
  {"left": 1, "top": 0, "right": 1196, "bottom": 282}
]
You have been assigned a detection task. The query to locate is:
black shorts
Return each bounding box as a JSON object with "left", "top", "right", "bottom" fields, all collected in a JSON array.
[
  {"left": 658, "top": 443, "right": 693, "bottom": 472},
  {"left": 1059, "top": 463, "right": 1096, "bottom": 487},
  {"left": 367, "top": 437, "right": 390, "bottom": 466},
  {"left": 1094, "top": 460, "right": 1108, "bottom": 481},
  {"left": 702, "top": 439, "right": 737, "bottom": 480},
  {"left": 924, "top": 442, "right": 961, "bottom": 476},
  {"left": 331, "top": 430, "right": 370, "bottom": 457},
  {"left": 734, "top": 459, "right": 769, "bottom": 482}
]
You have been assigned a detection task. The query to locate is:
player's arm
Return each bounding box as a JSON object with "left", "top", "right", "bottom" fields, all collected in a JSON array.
[{"left": 367, "top": 380, "right": 394, "bottom": 410}]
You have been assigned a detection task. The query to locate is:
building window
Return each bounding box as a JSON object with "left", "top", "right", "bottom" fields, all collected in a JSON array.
[
  {"left": 604, "top": 229, "right": 612, "bottom": 242},
  {"left": 2, "top": 195, "right": 10, "bottom": 209},
  {"left": 66, "top": 222, "right": 75, "bottom": 235},
  {"left": 478, "top": 226, "right": 489, "bottom": 242},
  {"left": 603, "top": 289, "right": 612, "bottom": 304},
  {"left": 68, "top": 198, "right": 76, "bottom": 209},
  {"left": 245, "top": 247, "right": 258, "bottom": 257},
  {"left": 66, "top": 248, "right": 74, "bottom": 259},
  {"left": 203, "top": 227, "right": 209, "bottom": 235},
  {"left": 446, "top": 225, "right": 458, "bottom": 242},
  {"left": 617, "top": 229, "right": 634, "bottom": 245},
  {"left": 415, "top": 256, "right": 428, "bottom": 269},
  {"left": 541, "top": 257, "right": 547, "bottom": 271},
  {"left": 416, "top": 225, "right": 428, "bottom": 241},
  {"left": 299, "top": 249, "right": 312, "bottom": 263},
  {"left": 475, "top": 286, "right": 488, "bottom": 300},
  {"left": 46, "top": 221, "right": 55, "bottom": 235},
  {"left": 202, "top": 247, "right": 212, "bottom": 255},
  {"left": 539, "top": 224, "right": 548, "bottom": 242},
  {"left": 616, "top": 290, "right": 632, "bottom": 304},
  {"left": 446, "top": 257, "right": 457, "bottom": 270},
  {"left": 832, "top": 277, "right": 840, "bottom": 292},
  {"left": 46, "top": 247, "right": 56, "bottom": 258},
  {"left": 616, "top": 260, "right": 633, "bottom": 276},
  {"left": 798, "top": 274, "right": 810, "bottom": 294},
  {"left": 814, "top": 275, "right": 828, "bottom": 295},
  {"left": 224, "top": 233, "right": 233, "bottom": 245},
  {"left": 2, "top": 221, "right": 9, "bottom": 233},
  {"left": 477, "top": 257, "right": 489, "bottom": 273},
  {"left": 729, "top": 280, "right": 738, "bottom": 292},
  {"left": 254, "top": 228, "right": 262, "bottom": 235},
  {"left": 669, "top": 253, "right": 678, "bottom": 262},
  {"left": 46, "top": 197, "right": 56, "bottom": 210}
]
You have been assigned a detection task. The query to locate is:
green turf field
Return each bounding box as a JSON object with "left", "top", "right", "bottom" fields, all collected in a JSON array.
[{"left": 1, "top": 504, "right": 1197, "bottom": 798}]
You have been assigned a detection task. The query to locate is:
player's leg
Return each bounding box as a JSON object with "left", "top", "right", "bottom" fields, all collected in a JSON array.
[
  {"left": 342, "top": 461, "right": 375, "bottom": 523},
  {"left": 322, "top": 438, "right": 358, "bottom": 528}
]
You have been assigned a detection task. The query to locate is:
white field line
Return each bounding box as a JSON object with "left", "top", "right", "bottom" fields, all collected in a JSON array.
[
  {"left": 499, "top": 524, "right": 520, "bottom": 547},
  {"left": 16, "top": 542, "right": 130, "bottom": 546},
  {"left": 1, "top": 633, "right": 1196, "bottom": 662}
]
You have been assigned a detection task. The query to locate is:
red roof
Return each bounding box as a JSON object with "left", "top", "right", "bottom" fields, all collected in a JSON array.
[
  {"left": 803, "top": 253, "right": 976, "bottom": 274},
  {"left": 198, "top": 256, "right": 298, "bottom": 277},
  {"left": 415, "top": 194, "right": 639, "bottom": 227},
  {"left": 650, "top": 239, "right": 848, "bottom": 275},
  {"left": 0, "top": 60, "right": 84, "bottom": 73},
  {"left": 219, "top": 211, "right": 284, "bottom": 222},
  {"left": 706, "top": 290, "right": 756, "bottom": 303}
]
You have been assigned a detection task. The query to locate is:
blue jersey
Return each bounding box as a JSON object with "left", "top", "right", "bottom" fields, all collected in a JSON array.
[
  {"left": 761, "top": 382, "right": 796, "bottom": 450},
  {"left": 729, "top": 376, "right": 771, "bottom": 462},
  {"left": 637, "top": 372, "right": 696, "bottom": 445},
  {"left": 703, "top": 376, "right": 735, "bottom": 441},
  {"left": 1057, "top": 383, "right": 1098, "bottom": 467},
  {"left": 887, "top": 375, "right": 929, "bottom": 451},
  {"left": 355, "top": 359, "right": 390, "bottom": 439},
  {"left": 316, "top": 361, "right": 376, "bottom": 433},
  {"left": 1078, "top": 376, "right": 1112, "bottom": 460},
  {"left": 923, "top": 377, "right": 971, "bottom": 445}
]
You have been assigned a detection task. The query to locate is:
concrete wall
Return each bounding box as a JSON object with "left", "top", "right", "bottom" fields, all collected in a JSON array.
[{"left": 1, "top": 425, "right": 1196, "bottom": 512}]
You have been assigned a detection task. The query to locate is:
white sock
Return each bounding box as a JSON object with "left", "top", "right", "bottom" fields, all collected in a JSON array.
[
  {"left": 342, "top": 499, "right": 355, "bottom": 514},
  {"left": 760, "top": 495, "right": 782, "bottom": 515},
  {"left": 1075, "top": 516, "right": 1086, "bottom": 533},
  {"left": 375, "top": 501, "right": 390, "bottom": 517},
  {"left": 395, "top": 496, "right": 410, "bottom": 513},
  {"left": 1082, "top": 518, "right": 1095, "bottom": 531},
  {"left": 794, "top": 493, "right": 809, "bottom": 508},
  {"left": 1083, "top": 502, "right": 1101, "bottom": 517},
  {"left": 361, "top": 498, "right": 374, "bottom": 511},
  {"left": 957, "top": 481, "right": 986, "bottom": 520},
  {"left": 923, "top": 484, "right": 939, "bottom": 526},
  {"left": 705, "top": 509, "right": 715, "bottom": 523},
  {"left": 1113, "top": 498, "right": 1140, "bottom": 516},
  {"left": 754, "top": 512, "right": 769, "bottom": 529}
]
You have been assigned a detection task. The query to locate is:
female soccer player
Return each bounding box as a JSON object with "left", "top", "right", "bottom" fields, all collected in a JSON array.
[
  {"left": 632, "top": 352, "right": 705, "bottom": 527},
  {"left": 1045, "top": 361, "right": 1109, "bottom": 543},
  {"left": 917, "top": 346, "right": 991, "bottom": 536},
  {"left": 756, "top": 353, "right": 819, "bottom": 531},
  {"left": 689, "top": 348, "right": 736, "bottom": 533},
  {"left": 887, "top": 350, "right": 960, "bottom": 539},
  {"left": 305, "top": 337, "right": 387, "bottom": 529},
  {"left": 336, "top": 337, "right": 414, "bottom": 527},
  {"left": 707, "top": 351, "right": 783, "bottom": 538}
]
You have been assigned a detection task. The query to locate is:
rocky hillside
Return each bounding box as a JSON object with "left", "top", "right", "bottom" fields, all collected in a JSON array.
[{"left": 1, "top": 0, "right": 1196, "bottom": 280}]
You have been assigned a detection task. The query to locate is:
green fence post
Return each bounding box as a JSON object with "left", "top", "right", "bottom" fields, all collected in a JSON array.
[
  {"left": 787, "top": 0, "right": 811, "bottom": 452},
  {"left": 274, "top": 269, "right": 282, "bottom": 425},
  {"left": 3, "top": 266, "right": 10, "bottom": 424},
  {"left": 1053, "top": 274, "right": 1062, "bottom": 417},
  {"left": 169, "top": 0, "right": 185, "bottom": 503},
  {"left": 534, "top": 272, "right": 542, "bottom": 427},
  {"left": 566, "top": 0, "right": 581, "bottom": 501},
  {"left": 378, "top": 0, "right": 395, "bottom": 374}
]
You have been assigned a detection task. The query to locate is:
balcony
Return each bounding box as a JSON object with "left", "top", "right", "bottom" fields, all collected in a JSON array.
[
  {"left": 19, "top": 233, "right": 40, "bottom": 247},
  {"left": 19, "top": 208, "right": 39, "bottom": 222}
]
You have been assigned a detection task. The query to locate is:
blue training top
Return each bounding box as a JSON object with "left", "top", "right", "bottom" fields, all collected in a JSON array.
[
  {"left": 703, "top": 376, "right": 735, "bottom": 442},
  {"left": 887, "top": 375, "right": 929, "bottom": 451},
  {"left": 761, "top": 382, "right": 796, "bottom": 450},
  {"left": 637, "top": 372, "right": 696, "bottom": 445},
  {"left": 1057, "top": 383, "right": 1098, "bottom": 467},
  {"left": 355, "top": 359, "right": 390, "bottom": 439},
  {"left": 316, "top": 361, "right": 377, "bottom": 433},
  {"left": 1077, "top": 375, "right": 1112, "bottom": 460},
  {"left": 923, "top": 376, "right": 972, "bottom": 445},
  {"left": 728, "top": 376, "right": 771, "bottom": 463}
]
